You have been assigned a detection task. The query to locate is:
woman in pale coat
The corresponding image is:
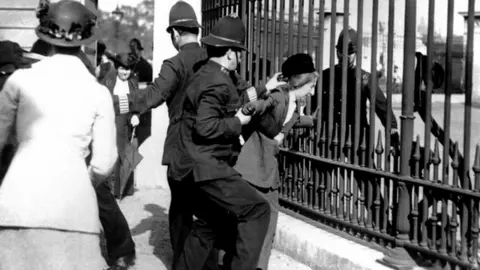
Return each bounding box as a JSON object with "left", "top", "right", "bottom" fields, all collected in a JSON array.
[{"left": 0, "top": 1, "right": 117, "bottom": 269}]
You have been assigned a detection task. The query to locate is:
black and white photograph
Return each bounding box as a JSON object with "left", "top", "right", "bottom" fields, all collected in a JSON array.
[{"left": 0, "top": 0, "right": 479, "bottom": 269}]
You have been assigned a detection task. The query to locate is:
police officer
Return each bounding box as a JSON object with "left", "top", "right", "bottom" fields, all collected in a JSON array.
[
  {"left": 312, "top": 28, "right": 399, "bottom": 149},
  {"left": 311, "top": 28, "right": 399, "bottom": 230},
  {"left": 122, "top": 3, "right": 282, "bottom": 268},
  {"left": 173, "top": 15, "right": 284, "bottom": 270}
]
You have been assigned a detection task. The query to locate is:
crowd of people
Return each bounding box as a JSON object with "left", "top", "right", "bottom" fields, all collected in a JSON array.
[{"left": 0, "top": 0, "right": 403, "bottom": 270}]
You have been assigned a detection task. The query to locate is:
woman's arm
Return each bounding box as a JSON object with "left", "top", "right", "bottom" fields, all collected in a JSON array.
[
  {"left": 0, "top": 76, "right": 19, "bottom": 157},
  {"left": 88, "top": 86, "right": 118, "bottom": 184}
]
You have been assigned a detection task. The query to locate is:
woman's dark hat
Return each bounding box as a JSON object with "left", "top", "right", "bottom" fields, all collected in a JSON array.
[
  {"left": 281, "top": 53, "right": 316, "bottom": 79},
  {"left": 35, "top": 0, "right": 99, "bottom": 47},
  {"left": 0, "top": 41, "right": 38, "bottom": 75},
  {"left": 201, "top": 15, "right": 247, "bottom": 51},
  {"left": 166, "top": 0, "right": 202, "bottom": 33},
  {"left": 110, "top": 53, "right": 138, "bottom": 69}
]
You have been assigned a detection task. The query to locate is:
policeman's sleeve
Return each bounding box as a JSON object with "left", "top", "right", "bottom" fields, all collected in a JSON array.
[
  {"left": 0, "top": 76, "right": 19, "bottom": 156},
  {"left": 370, "top": 82, "right": 398, "bottom": 129},
  {"left": 88, "top": 86, "right": 118, "bottom": 180},
  {"left": 130, "top": 59, "right": 180, "bottom": 114},
  {"left": 233, "top": 71, "right": 269, "bottom": 104},
  {"left": 194, "top": 85, "right": 242, "bottom": 140}
]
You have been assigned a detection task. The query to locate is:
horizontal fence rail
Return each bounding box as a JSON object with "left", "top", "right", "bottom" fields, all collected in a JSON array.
[{"left": 201, "top": 0, "right": 479, "bottom": 269}]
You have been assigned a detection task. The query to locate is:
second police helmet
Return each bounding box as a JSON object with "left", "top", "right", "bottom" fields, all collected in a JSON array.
[
  {"left": 166, "top": 1, "right": 202, "bottom": 33},
  {"left": 200, "top": 15, "right": 247, "bottom": 51},
  {"left": 336, "top": 28, "right": 358, "bottom": 54}
]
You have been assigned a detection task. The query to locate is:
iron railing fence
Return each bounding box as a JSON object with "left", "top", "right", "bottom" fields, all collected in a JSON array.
[{"left": 201, "top": 0, "right": 478, "bottom": 269}]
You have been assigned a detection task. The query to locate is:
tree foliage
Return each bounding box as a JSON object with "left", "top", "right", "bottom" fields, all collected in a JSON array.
[{"left": 97, "top": 0, "right": 154, "bottom": 60}]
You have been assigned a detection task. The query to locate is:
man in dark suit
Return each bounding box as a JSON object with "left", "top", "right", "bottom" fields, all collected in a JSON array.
[
  {"left": 172, "top": 15, "right": 286, "bottom": 270},
  {"left": 129, "top": 38, "right": 153, "bottom": 83},
  {"left": 311, "top": 28, "right": 399, "bottom": 150}
]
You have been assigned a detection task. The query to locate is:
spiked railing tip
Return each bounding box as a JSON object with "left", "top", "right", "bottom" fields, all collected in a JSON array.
[
  {"left": 451, "top": 141, "right": 459, "bottom": 168},
  {"left": 413, "top": 135, "right": 421, "bottom": 161},
  {"left": 473, "top": 144, "right": 480, "bottom": 173},
  {"left": 375, "top": 130, "right": 383, "bottom": 154},
  {"left": 432, "top": 139, "right": 441, "bottom": 165}
]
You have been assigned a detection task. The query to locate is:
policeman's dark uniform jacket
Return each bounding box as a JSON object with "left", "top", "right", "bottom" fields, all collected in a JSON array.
[
  {"left": 113, "top": 2, "right": 207, "bottom": 268},
  {"left": 173, "top": 15, "right": 271, "bottom": 270},
  {"left": 311, "top": 28, "right": 398, "bottom": 144}
]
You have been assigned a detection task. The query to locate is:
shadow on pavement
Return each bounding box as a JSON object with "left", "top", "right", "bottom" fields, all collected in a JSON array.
[{"left": 131, "top": 203, "right": 172, "bottom": 269}]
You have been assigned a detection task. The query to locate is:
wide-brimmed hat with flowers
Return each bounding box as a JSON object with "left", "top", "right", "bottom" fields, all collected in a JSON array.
[{"left": 35, "top": 0, "right": 99, "bottom": 47}]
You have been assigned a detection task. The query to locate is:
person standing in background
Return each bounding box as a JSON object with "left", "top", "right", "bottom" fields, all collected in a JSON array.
[{"left": 129, "top": 38, "right": 153, "bottom": 83}]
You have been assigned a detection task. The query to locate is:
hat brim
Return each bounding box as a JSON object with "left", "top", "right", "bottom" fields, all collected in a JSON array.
[
  {"left": 166, "top": 21, "right": 203, "bottom": 33},
  {"left": 35, "top": 27, "right": 100, "bottom": 48},
  {"left": 200, "top": 35, "right": 247, "bottom": 51}
]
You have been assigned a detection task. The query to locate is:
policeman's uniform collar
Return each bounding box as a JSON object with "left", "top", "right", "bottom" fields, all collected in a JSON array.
[
  {"left": 179, "top": 42, "right": 200, "bottom": 51},
  {"left": 206, "top": 59, "right": 232, "bottom": 75}
]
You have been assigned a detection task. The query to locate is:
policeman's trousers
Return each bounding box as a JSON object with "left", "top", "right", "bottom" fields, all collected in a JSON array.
[
  {"left": 168, "top": 176, "right": 195, "bottom": 267},
  {"left": 174, "top": 175, "right": 271, "bottom": 270}
]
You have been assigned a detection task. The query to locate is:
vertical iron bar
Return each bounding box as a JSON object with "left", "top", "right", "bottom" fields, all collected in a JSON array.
[
  {"left": 287, "top": 0, "right": 295, "bottom": 56},
  {"left": 430, "top": 140, "right": 441, "bottom": 252},
  {"left": 240, "top": 0, "right": 247, "bottom": 79},
  {"left": 352, "top": 0, "right": 364, "bottom": 230},
  {"left": 340, "top": 0, "right": 349, "bottom": 164},
  {"left": 383, "top": 0, "right": 416, "bottom": 266},
  {"left": 262, "top": 0, "right": 269, "bottom": 82},
  {"left": 254, "top": 0, "right": 262, "bottom": 87},
  {"left": 271, "top": 0, "right": 278, "bottom": 73},
  {"left": 305, "top": 0, "right": 314, "bottom": 115},
  {"left": 247, "top": 0, "right": 255, "bottom": 82},
  {"left": 460, "top": 0, "right": 475, "bottom": 261},
  {"left": 382, "top": 0, "right": 396, "bottom": 238},
  {"left": 297, "top": 0, "right": 305, "bottom": 53},
  {"left": 338, "top": 0, "right": 350, "bottom": 224},
  {"left": 439, "top": 0, "right": 454, "bottom": 255},
  {"left": 279, "top": 0, "right": 286, "bottom": 69},
  {"left": 368, "top": 0, "right": 378, "bottom": 169},
  {"left": 353, "top": 0, "right": 363, "bottom": 166},
  {"left": 366, "top": 0, "right": 379, "bottom": 232},
  {"left": 326, "top": 0, "right": 337, "bottom": 217},
  {"left": 420, "top": 0, "right": 435, "bottom": 248},
  {"left": 384, "top": 0, "right": 395, "bottom": 172},
  {"left": 306, "top": 0, "right": 314, "bottom": 54},
  {"left": 315, "top": 0, "right": 326, "bottom": 213}
]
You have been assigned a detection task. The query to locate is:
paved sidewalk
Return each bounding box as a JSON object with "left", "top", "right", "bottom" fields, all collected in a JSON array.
[{"left": 116, "top": 187, "right": 312, "bottom": 270}]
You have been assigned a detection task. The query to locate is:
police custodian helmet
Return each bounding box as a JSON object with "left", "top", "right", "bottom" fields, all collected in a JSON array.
[
  {"left": 166, "top": 0, "right": 202, "bottom": 33},
  {"left": 35, "top": 0, "right": 99, "bottom": 47},
  {"left": 200, "top": 15, "right": 247, "bottom": 51},
  {"left": 336, "top": 28, "right": 358, "bottom": 54}
]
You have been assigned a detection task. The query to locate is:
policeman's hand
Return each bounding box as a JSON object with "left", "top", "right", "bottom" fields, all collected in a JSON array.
[
  {"left": 235, "top": 109, "right": 252, "bottom": 125},
  {"left": 241, "top": 102, "right": 257, "bottom": 116},
  {"left": 130, "top": 114, "right": 140, "bottom": 127},
  {"left": 274, "top": 133, "right": 285, "bottom": 145},
  {"left": 266, "top": 72, "right": 287, "bottom": 92}
]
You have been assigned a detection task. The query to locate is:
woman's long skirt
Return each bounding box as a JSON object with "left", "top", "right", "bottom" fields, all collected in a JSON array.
[{"left": 0, "top": 227, "right": 107, "bottom": 270}]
